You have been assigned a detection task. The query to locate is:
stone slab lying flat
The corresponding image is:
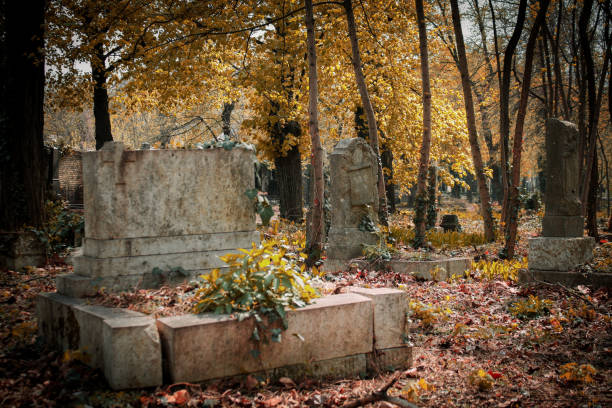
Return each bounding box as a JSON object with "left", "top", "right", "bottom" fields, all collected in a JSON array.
[
  {"left": 157, "top": 293, "right": 373, "bottom": 383},
  {"left": 36, "top": 293, "right": 163, "bottom": 389},
  {"left": 103, "top": 317, "right": 163, "bottom": 389},
  {"left": 528, "top": 237, "right": 595, "bottom": 271},
  {"left": 388, "top": 257, "right": 471, "bottom": 281},
  {"left": 519, "top": 269, "right": 612, "bottom": 288},
  {"left": 348, "top": 287, "right": 409, "bottom": 349}
]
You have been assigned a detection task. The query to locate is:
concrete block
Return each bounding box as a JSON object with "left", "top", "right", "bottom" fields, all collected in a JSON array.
[
  {"left": 367, "top": 346, "right": 412, "bottom": 373},
  {"left": 528, "top": 237, "right": 595, "bottom": 271},
  {"left": 388, "top": 257, "right": 471, "bottom": 281},
  {"left": 56, "top": 273, "right": 97, "bottom": 298},
  {"left": 36, "top": 293, "right": 145, "bottom": 368},
  {"left": 348, "top": 287, "right": 409, "bottom": 349},
  {"left": 103, "top": 317, "right": 163, "bottom": 389},
  {"left": 326, "top": 228, "right": 379, "bottom": 260},
  {"left": 157, "top": 293, "right": 373, "bottom": 383}
]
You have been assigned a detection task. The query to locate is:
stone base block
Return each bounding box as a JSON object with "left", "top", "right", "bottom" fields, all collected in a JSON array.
[
  {"left": 56, "top": 273, "right": 97, "bottom": 298},
  {"left": 348, "top": 287, "right": 409, "bottom": 349},
  {"left": 528, "top": 237, "right": 595, "bottom": 271},
  {"left": 103, "top": 317, "right": 163, "bottom": 389},
  {"left": 0, "top": 231, "right": 46, "bottom": 270},
  {"left": 326, "top": 227, "right": 379, "bottom": 260},
  {"left": 388, "top": 257, "right": 472, "bottom": 281},
  {"left": 367, "top": 346, "right": 412, "bottom": 373},
  {"left": 519, "top": 269, "right": 612, "bottom": 288},
  {"left": 157, "top": 293, "right": 373, "bottom": 383},
  {"left": 36, "top": 292, "right": 162, "bottom": 389},
  {"left": 542, "top": 216, "right": 583, "bottom": 237}
]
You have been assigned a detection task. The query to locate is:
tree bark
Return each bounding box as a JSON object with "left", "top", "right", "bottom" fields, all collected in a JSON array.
[
  {"left": 499, "top": 0, "right": 528, "bottom": 227},
  {"left": 221, "top": 101, "right": 235, "bottom": 138},
  {"left": 0, "top": 0, "right": 47, "bottom": 230},
  {"left": 304, "top": 0, "right": 325, "bottom": 265},
  {"left": 92, "top": 43, "right": 113, "bottom": 150},
  {"left": 381, "top": 145, "right": 396, "bottom": 214},
  {"left": 450, "top": 0, "right": 497, "bottom": 242},
  {"left": 504, "top": 0, "right": 551, "bottom": 258},
  {"left": 413, "top": 0, "right": 433, "bottom": 248},
  {"left": 343, "top": 0, "right": 388, "bottom": 225},
  {"left": 273, "top": 121, "right": 303, "bottom": 223}
]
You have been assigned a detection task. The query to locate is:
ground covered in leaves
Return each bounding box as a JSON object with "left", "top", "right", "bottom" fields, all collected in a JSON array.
[
  {"left": 1, "top": 262, "right": 611, "bottom": 407},
  {"left": 1, "top": 207, "right": 611, "bottom": 407}
]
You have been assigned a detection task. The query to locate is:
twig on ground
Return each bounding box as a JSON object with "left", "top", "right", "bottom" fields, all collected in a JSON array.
[{"left": 342, "top": 372, "right": 419, "bottom": 408}]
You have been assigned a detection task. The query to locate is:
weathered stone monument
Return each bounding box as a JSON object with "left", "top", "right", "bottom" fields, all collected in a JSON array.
[
  {"left": 522, "top": 119, "right": 596, "bottom": 285},
  {"left": 326, "top": 138, "right": 379, "bottom": 262},
  {"left": 57, "top": 142, "right": 259, "bottom": 296}
]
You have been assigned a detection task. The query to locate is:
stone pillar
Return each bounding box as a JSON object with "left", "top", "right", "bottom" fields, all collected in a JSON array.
[
  {"left": 523, "top": 119, "right": 595, "bottom": 285},
  {"left": 541, "top": 119, "right": 583, "bottom": 236},
  {"left": 326, "top": 138, "right": 379, "bottom": 261}
]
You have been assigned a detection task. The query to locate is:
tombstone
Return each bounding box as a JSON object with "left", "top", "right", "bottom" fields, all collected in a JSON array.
[
  {"left": 440, "top": 214, "right": 461, "bottom": 232},
  {"left": 326, "top": 138, "right": 379, "bottom": 261},
  {"left": 524, "top": 119, "right": 595, "bottom": 283},
  {"left": 57, "top": 142, "right": 259, "bottom": 296}
]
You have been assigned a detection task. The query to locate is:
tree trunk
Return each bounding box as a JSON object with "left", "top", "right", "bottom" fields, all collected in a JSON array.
[
  {"left": 426, "top": 164, "right": 437, "bottom": 230},
  {"left": 221, "top": 101, "right": 235, "bottom": 138},
  {"left": 499, "top": 0, "right": 528, "bottom": 227},
  {"left": 304, "top": 0, "right": 325, "bottom": 265},
  {"left": 92, "top": 44, "right": 113, "bottom": 150},
  {"left": 274, "top": 122, "right": 303, "bottom": 222},
  {"left": 504, "top": 0, "right": 551, "bottom": 258},
  {"left": 450, "top": 0, "right": 497, "bottom": 242},
  {"left": 586, "top": 154, "right": 599, "bottom": 239},
  {"left": 0, "top": 0, "right": 47, "bottom": 230},
  {"left": 343, "top": 0, "right": 388, "bottom": 225},
  {"left": 381, "top": 145, "right": 396, "bottom": 214},
  {"left": 413, "top": 0, "right": 433, "bottom": 248}
]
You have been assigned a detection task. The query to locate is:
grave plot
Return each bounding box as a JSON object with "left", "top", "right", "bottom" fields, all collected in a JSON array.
[
  {"left": 322, "top": 138, "right": 472, "bottom": 281},
  {"left": 36, "top": 142, "right": 412, "bottom": 390}
]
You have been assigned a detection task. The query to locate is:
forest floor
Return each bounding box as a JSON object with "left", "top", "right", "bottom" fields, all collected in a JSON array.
[{"left": 1, "top": 208, "right": 611, "bottom": 407}]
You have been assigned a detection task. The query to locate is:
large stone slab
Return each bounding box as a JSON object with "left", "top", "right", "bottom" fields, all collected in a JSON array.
[
  {"left": 83, "top": 142, "right": 256, "bottom": 239},
  {"left": 528, "top": 237, "right": 595, "bottom": 271},
  {"left": 157, "top": 293, "right": 373, "bottom": 383},
  {"left": 327, "top": 138, "right": 379, "bottom": 261},
  {"left": 103, "top": 317, "right": 163, "bottom": 390},
  {"left": 348, "top": 287, "right": 409, "bottom": 349},
  {"left": 64, "top": 142, "right": 259, "bottom": 294}
]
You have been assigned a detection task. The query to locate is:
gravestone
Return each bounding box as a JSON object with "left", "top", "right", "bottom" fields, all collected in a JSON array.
[
  {"left": 440, "top": 214, "right": 461, "bottom": 232},
  {"left": 326, "top": 138, "right": 379, "bottom": 261},
  {"left": 523, "top": 119, "right": 595, "bottom": 284},
  {"left": 57, "top": 142, "right": 259, "bottom": 295}
]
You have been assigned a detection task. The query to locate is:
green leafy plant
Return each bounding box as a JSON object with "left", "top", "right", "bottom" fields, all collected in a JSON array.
[
  {"left": 192, "top": 238, "right": 320, "bottom": 356},
  {"left": 31, "top": 200, "right": 84, "bottom": 258},
  {"left": 246, "top": 188, "right": 274, "bottom": 226},
  {"left": 508, "top": 295, "right": 554, "bottom": 319},
  {"left": 358, "top": 205, "right": 378, "bottom": 233},
  {"left": 407, "top": 300, "right": 451, "bottom": 330}
]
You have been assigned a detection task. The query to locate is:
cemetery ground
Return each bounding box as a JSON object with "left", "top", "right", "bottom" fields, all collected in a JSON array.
[{"left": 1, "top": 205, "right": 611, "bottom": 407}]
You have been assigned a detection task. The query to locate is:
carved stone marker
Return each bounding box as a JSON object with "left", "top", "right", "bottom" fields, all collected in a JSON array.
[
  {"left": 541, "top": 119, "right": 583, "bottom": 237},
  {"left": 326, "top": 138, "right": 379, "bottom": 261},
  {"left": 57, "top": 142, "right": 259, "bottom": 295},
  {"left": 523, "top": 119, "right": 595, "bottom": 285}
]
